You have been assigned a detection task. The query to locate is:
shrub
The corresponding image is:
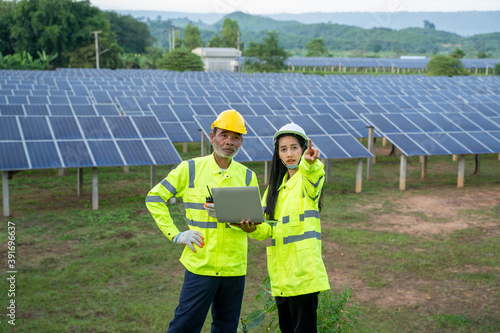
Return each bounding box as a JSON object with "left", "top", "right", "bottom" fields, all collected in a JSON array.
[
  {"left": 240, "top": 277, "right": 361, "bottom": 332},
  {"left": 158, "top": 49, "right": 204, "bottom": 72},
  {"left": 426, "top": 55, "right": 468, "bottom": 76}
]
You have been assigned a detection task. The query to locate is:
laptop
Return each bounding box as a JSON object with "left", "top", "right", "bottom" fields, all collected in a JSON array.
[{"left": 211, "top": 186, "right": 265, "bottom": 223}]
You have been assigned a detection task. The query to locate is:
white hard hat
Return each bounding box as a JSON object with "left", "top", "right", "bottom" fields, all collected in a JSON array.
[{"left": 273, "top": 123, "right": 308, "bottom": 148}]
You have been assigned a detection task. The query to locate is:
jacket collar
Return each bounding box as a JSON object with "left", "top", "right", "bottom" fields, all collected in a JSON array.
[
  {"left": 209, "top": 153, "right": 234, "bottom": 176},
  {"left": 277, "top": 169, "right": 300, "bottom": 191}
]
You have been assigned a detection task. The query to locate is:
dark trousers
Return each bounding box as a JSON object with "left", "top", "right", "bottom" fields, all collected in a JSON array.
[
  {"left": 167, "top": 270, "right": 245, "bottom": 333},
  {"left": 275, "top": 292, "right": 319, "bottom": 333}
]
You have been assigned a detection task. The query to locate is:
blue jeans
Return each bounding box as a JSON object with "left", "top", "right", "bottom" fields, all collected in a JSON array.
[{"left": 167, "top": 270, "right": 245, "bottom": 333}]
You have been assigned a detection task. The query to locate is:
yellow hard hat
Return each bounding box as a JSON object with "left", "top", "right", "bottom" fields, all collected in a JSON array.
[{"left": 211, "top": 109, "right": 247, "bottom": 134}]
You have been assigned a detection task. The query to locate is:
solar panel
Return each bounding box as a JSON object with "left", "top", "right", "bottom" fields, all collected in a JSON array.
[
  {"left": 161, "top": 122, "right": 193, "bottom": 142},
  {"left": 79, "top": 117, "right": 112, "bottom": 139},
  {"left": 106, "top": 116, "right": 139, "bottom": 138},
  {"left": 116, "top": 140, "right": 153, "bottom": 165},
  {"left": 73, "top": 105, "right": 97, "bottom": 116},
  {"left": 87, "top": 140, "right": 124, "bottom": 166},
  {"left": 287, "top": 115, "right": 326, "bottom": 135},
  {"left": 245, "top": 116, "right": 277, "bottom": 137},
  {"left": 462, "top": 113, "right": 500, "bottom": 131},
  {"left": 131, "top": 116, "right": 168, "bottom": 138},
  {"left": 0, "top": 105, "right": 24, "bottom": 115},
  {"left": 448, "top": 132, "right": 492, "bottom": 154},
  {"left": 426, "top": 133, "right": 471, "bottom": 155},
  {"left": 58, "top": 141, "right": 94, "bottom": 167},
  {"left": 406, "top": 133, "right": 450, "bottom": 155},
  {"left": 309, "top": 135, "right": 350, "bottom": 158},
  {"left": 1, "top": 69, "right": 499, "bottom": 171},
  {"left": 95, "top": 104, "right": 120, "bottom": 116},
  {"left": 314, "top": 114, "right": 349, "bottom": 135},
  {"left": 469, "top": 132, "right": 500, "bottom": 152},
  {"left": 150, "top": 104, "right": 178, "bottom": 122},
  {"left": 116, "top": 96, "right": 140, "bottom": 111},
  {"left": 19, "top": 117, "right": 52, "bottom": 140},
  {"left": 91, "top": 91, "right": 113, "bottom": 103},
  {"left": 384, "top": 134, "right": 428, "bottom": 156},
  {"left": 50, "top": 117, "right": 82, "bottom": 139},
  {"left": 28, "top": 96, "right": 48, "bottom": 104},
  {"left": 191, "top": 104, "right": 216, "bottom": 116},
  {"left": 169, "top": 104, "right": 194, "bottom": 122},
  {"left": 362, "top": 112, "right": 500, "bottom": 156},
  {"left": 145, "top": 139, "right": 182, "bottom": 165},
  {"left": 0, "top": 117, "right": 21, "bottom": 140},
  {"left": 26, "top": 141, "right": 63, "bottom": 168},
  {"left": 0, "top": 142, "right": 29, "bottom": 169},
  {"left": 49, "top": 105, "right": 73, "bottom": 116},
  {"left": 240, "top": 137, "right": 273, "bottom": 161}
]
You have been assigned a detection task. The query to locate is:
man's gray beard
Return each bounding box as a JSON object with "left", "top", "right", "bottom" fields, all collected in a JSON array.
[{"left": 213, "top": 143, "right": 239, "bottom": 160}]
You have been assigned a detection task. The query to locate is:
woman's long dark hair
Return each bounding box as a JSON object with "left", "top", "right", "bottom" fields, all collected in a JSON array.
[
  {"left": 265, "top": 134, "right": 309, "bottom": 220},
  {"left": 265, "top": 133, "right": 325, "bottom": 220}
]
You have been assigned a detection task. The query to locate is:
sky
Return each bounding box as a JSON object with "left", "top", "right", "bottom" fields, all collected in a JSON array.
[{"left": 89, "top": 0, "right": 500, "bottom": 14}]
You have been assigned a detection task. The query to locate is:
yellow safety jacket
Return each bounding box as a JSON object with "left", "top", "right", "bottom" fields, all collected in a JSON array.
[
  {"left": 146, "top": 153, "right": 258, "bottom": 277},
  {"left": 249, "top": 158, "right": 330, "bottom": 297}
]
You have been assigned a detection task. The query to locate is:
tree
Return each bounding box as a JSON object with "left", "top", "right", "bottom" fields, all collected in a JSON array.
[
  {"left": 158, "top": 49, "right": 204, "bottom": 72},
  {"left": 106, "top": 11, "right": 153, "bottom": 53},
  {"left": 477, "top": 51, "right": 487, "bottom": 59},
  {"left": 208, "top": 17, "right": 240, "bottom": 48},
  {"left": 243, "top": 31, "right": 288, "bottom": 72},
  {"left": 9, "top": 0, "right": 121, "bottom": 68},
  {"left": 305, "top": 38, "right": 328, "bottom": 57},
  {"left": 370, "top": 41, "right": 382, "bottom": 54},
  {"left": 221, "top": 17, "right": 239, "bottom": 48},
  {"left": 183, "top": 23, "right": 203, "bottom": 50},
  {"left": 145, "top": 46, "right": 164, "bottom": 69},
  {"left": 423, "top": 20, "right": 435, "bottom": 29},
  {"left": 426, "top": 55, "right": 467, "bottom": 76},
  {"left": 207, "top": 34, "right": 224, "bottom": 47},
  {"left": 495, "top": 63, "right": 500, "bottom": 75},
  {"left": 0, "top": 0, "right": 15, "bottom": 55},
  {"left": 450, "top": 48, "right": 465, "bottom": 58}
]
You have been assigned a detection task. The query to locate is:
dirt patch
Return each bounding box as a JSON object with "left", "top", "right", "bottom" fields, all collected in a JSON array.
[
  {"left": 322, "top": 184, "right": 500, "bottom": 310},
  {"left": 360, "top": 186, "right": 500, "bottom": 236},
  {"left": 324, "top": 248, "right": 432, "bottom": 308}
]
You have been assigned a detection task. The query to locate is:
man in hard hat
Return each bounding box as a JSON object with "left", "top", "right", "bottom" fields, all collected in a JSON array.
[{"left": 145, "top": 109, "right": 258, "bottom": 333}]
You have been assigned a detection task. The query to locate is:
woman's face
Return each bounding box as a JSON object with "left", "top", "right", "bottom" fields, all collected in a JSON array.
[{"left": 278, "top": 135, "right": 303, "bottom": 168}]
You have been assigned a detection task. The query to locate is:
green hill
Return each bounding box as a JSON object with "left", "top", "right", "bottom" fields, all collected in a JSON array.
[{"left": 148, "top": 11, "right": 500, "bottom": 57}]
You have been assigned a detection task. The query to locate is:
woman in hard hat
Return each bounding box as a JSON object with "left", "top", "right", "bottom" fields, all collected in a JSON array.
[{"left": 239, "top": 123, "right": 330, "bottom": 333}]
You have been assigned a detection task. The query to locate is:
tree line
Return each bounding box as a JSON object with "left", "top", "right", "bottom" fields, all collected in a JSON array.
[
  {"left": 0, "top": 0, "right": 498, "bottom": 75},
  {"left": 0, "top": 0, "right": 156, "bottom": 69}
]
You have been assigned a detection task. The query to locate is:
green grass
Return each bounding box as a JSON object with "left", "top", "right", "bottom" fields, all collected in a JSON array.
[{"left": 0, "top": 142, "right": 499, "bottom": 332}]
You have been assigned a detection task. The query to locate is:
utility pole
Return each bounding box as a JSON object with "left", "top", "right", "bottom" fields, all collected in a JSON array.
[
  {"left": 168, "top": 27, "right": 176, "bottom": 52},
  {"left": 92, "top": 30, "right": 102, "bottom": 69},
  {"left": 237, "top": 29, "right": 240, "bottom": 72}
]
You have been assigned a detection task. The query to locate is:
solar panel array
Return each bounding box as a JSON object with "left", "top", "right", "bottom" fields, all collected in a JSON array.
[
  {"left": 0, "top": 115, "right": 181, "bottom": 170},
  {"left": 1, "top": 69, "right": 500, "bottom": 172},
  {"left": 195, "top": 114, "right": 372, "bottom": 162},
  {"left": 361, "top": 112, "right": 500, "bottom": 156},
  {"left": 285, "top": 57, "right": 500, "bottom": 69}
]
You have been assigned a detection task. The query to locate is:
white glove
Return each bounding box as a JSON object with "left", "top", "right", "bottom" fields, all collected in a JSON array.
[
  {"left": 174, "top": 230, "right": 205, "bottom": 252},
  {"left": 203, "top": 203, "right": 217, "bottom": 219}
]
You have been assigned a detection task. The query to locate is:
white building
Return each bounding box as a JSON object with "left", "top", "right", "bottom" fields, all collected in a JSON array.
[{"left": 191, "top": 47, "right": 242, "bottom": 72}]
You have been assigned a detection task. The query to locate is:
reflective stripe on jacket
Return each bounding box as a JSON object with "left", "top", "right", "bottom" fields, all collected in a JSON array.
[
  {"left": 250, "top": 158, "right": 330, "bottom": 297},
  {"left": 145, "top": 154, "right": 258, "bottom": 276}
]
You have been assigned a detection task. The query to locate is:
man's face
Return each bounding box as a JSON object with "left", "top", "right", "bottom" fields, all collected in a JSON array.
[{"left": 210, "top": 128, "right": 243, "bottom": 160}]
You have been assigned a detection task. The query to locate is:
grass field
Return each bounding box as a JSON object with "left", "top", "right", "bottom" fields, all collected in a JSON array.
[{"left": 1, "top": 141, "right": 499, "bottom": 332}]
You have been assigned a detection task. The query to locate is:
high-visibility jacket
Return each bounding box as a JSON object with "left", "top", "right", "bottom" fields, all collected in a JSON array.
[
  {"left": 145, "top": 154, "right": 258, "bottom": 277},
  {"left": 249, "top": 158, "right": 330, "bottom": 297}
]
